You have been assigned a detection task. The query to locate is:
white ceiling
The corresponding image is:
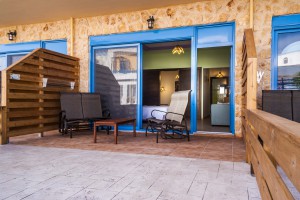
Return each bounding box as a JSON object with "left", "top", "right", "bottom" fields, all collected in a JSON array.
[{"left": 0, "top": 0, "right": 203, "bottom": 27}]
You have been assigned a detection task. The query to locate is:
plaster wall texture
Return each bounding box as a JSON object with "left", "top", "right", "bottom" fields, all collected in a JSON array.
[{"left": 0, "top": 0, "right": 300, "bottom": 136}]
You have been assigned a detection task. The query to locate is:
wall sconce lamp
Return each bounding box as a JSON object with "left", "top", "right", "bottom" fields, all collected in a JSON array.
[
  {"left": 160, "top": 86, "right": 166, "bottom": 92},
  {"left": 147, "top": 16, "right": 155, "bottom": 29},
  {"left": 7, "top": 30, "right": 17, "bottom": 41}
]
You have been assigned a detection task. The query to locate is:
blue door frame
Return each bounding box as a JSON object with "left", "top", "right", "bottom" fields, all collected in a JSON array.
[
  {"left": 271, "top": 14, "right": 300, "bottom": 89},
  {"left": 90, "top": 22, "right": 235, "bottom": 134}
]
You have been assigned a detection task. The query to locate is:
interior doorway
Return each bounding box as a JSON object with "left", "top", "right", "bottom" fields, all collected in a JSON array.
[
  {"left": 197, "top": 47, "right": 231, "bottom": 133},
  {"left": 142, "top": 40, "right": 191, "bottom": 129}
]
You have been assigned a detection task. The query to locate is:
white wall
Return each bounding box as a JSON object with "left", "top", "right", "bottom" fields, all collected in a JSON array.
[{"left": 160, "top": 70, "right": 179, "bottom": 105}]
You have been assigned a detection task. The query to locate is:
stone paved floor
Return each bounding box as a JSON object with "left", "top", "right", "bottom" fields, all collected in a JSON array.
[
  {"left": 9, "top": 131, "right": 246, "bottom": 162},
  {"left": 0, "top": 145, "right": 260, "bottom": 200}
]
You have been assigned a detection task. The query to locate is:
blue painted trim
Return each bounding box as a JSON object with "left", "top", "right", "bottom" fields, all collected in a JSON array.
[
  {"left": 89, "top": 45, "right": 95, "bottom": 92},
  {"left": 272, "top": 13, "right": 300, "bottom": 28},
  {"left": 190, "top": 34, "right": 198, "bottom": 133},
  {"left": 0, "top": 41, "right": 40, "bottom": 54},
  {"left": 0, "top": 39, "right": 68, "bottom": 68},
  {"left": 271, "top": 28, "right": 278, "bottom": 90},
  {"left": 271, "top": 14, "right": 300, "bottom": 90},
  {"left": 230, "top": 46, "right": 235, "bottom": 134},
  {"left": 198, "top": 42, "right": 233, "bottom": 49},
  {"left": 137, "top": 44, "right": 143, "bottom": 129},
  {"left": 90, "top": 26, "right": 194, "bottom": 47}
]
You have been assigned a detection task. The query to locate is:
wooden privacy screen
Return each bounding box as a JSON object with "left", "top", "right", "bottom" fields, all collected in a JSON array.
[
  {"left": 0, "top": 48, "right": 79, "bottom": 144},
  {"left": 242, "top": 29, "right": 300, "bottom": 200}
]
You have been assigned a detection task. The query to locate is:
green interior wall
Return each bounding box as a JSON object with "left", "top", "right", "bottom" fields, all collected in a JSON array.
[{"left": 143, "top": 46, "right": 230, "bottom": 70}]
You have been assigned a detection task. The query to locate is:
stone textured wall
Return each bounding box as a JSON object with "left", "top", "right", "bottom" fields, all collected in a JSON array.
[
  {"left": 0, "top": 0, "right": 299, "bottom": 136},
  {"left": 253, "top": 0, "right": 300, "bottom": 107}
]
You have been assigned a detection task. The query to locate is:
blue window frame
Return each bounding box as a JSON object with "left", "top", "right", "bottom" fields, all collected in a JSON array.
[
  {"left": 272, "top": 14, "right": 300, "bottom": 90},
  {"left": 90, "top": 22, "right": 235, "bottom": 134}
]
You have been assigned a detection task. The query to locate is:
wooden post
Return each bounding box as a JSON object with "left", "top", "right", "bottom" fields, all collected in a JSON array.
[
  {"left": 246, "top": 58, "right": 257, "bottom": 110},
  {"left": 38, "top": 55, "right": 44, "bottom": 138},
  {"left": 1, "top": 70, "right": 8, "bottom": 144}
]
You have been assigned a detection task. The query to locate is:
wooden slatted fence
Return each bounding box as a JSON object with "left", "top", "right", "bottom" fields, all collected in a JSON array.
[
  {"left": 242, "top": 29, "right": 300, "bottom": 200},
  {"left": 0, "top": 48, "right": 79, "bottom": 144}
]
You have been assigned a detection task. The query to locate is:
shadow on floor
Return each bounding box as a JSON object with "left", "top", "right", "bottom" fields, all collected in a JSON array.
[{"left": 9, "top": 130, "right": 246, "bottom": 162}]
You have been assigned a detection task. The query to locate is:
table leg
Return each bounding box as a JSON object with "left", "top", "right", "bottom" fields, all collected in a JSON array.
[
  {"left": 133, "top": 120, "right": 136, "bottom": 137},
  {"left": 94, "top": 123, "right": 97, "bottom": 143},
  {"left": 114, "top": 124, "right": 118, "bottom": 144}
]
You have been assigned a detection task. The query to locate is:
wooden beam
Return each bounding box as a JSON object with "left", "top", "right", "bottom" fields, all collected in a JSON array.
[
  {"left": 70, "top": 17, "right": 74, "bottom": 56},
  {"left": 250, "top": 0, "right": 254, "bottom": 29}
]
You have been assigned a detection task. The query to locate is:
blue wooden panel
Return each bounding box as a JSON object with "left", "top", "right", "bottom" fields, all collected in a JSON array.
[
  {"left": 42, "top": 40, "right": 67, "bottom": 54},
  {"left": 137, "top": 44, "right": 143, "bottom": 129},
  {"left": 0, "top": 41, "right": 40, "bottom": 54},
  {"left": 90, "top": 27, "right": 194, "bottom": 47},
  {"left": 190, "top": 35, "right": 198, "bottom": 133},
  {"left": 197, "top": 23, "right": 234, "bottom": 48}
]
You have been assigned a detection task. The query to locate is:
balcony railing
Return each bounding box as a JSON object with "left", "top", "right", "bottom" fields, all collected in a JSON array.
[{"left": 242, "top": 29, "right": 300, "bottom": 199}]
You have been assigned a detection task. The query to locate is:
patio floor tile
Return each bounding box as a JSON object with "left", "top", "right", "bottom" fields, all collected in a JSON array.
[{"left": 0, "top": 145, "right": 259, "bottom": 200}]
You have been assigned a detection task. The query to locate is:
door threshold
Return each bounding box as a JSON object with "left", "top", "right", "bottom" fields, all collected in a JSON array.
[{"left": 194, "top": 131, "right": 234, "bottom": 138}]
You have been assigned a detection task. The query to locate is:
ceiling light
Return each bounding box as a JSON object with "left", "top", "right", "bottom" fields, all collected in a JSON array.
[
  {"left": 172, "top": 45, "right": 184, "bottom": 55},
  {"left": 216, "top": 71, "right": 224, "bottom": 78}
]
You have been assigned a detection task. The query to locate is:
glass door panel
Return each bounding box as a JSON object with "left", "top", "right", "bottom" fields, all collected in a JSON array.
[
  {"left": 277, "top": 30, "right": 300, "bottom": 89},
  {"left": 94, "top": 46, "right": 138, "bottom": 119}
]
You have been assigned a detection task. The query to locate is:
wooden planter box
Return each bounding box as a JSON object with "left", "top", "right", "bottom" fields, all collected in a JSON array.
[{"left": 262, "top": 90, "right": 300, "bottom": 123}]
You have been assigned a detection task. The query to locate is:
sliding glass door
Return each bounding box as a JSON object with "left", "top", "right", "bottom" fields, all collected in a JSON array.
[{"left": 92, "top": 44, "right": 142, "bottom": 129}]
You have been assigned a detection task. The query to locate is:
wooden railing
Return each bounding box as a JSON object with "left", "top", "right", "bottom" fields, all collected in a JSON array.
[
  {"left": 242, "top": 29, "right": 300, "bottom": 200},
  {"left": 0, "top": 48, "right": 79, "bottom": 144}
]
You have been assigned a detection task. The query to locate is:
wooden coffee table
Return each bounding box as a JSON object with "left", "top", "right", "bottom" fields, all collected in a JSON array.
[{"left": 93, "top": 118, "right": 136, "bottom": 144}]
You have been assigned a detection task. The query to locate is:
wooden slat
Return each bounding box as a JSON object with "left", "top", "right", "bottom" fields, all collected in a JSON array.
[
  {"left": 249, "top": 146, "right": 273, "bottom": 200},
  {"left": 8, "top": 93, "right": 60, "bottom": 100},
  {"left": 8, "top": 110, "right": 60, "bottom": 118},
  {"left": 247, "top": 109, "right": 300, "bottom": 191},
  {"left": 7, "top": 125, "right": 59, "bottom": 137},
  {"left": 8, "top": 117, "right": 59, "bottom": 128},
  {"left": 11, "top": 65, "right": 77, "bottom": 79},
  {"left": 37, "top": 52, "right": 77, "bottom": 66},
  {"left": 40, "top": 48, "right": 79, "bottom": 61},
  {"left": 7, "top": 102, "right": 60, "bottom": 109},
  {"left": 242, "top": 84, "right": 247, "bottom": 95},
  {"left": 242, "top": 57, "right": 248, "bottom": 78}
]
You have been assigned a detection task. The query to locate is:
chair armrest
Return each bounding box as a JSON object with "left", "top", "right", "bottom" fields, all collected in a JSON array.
[
  {"left": 151, "top": 109, "right": 167, "bottom": 119},
  {"left": 165, "top": 111, "right": 186, "bottom": 123}
]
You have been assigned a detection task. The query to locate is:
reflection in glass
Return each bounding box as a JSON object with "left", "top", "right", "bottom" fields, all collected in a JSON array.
[
  {"left": 94, "top": 47, "right": 137, "bottom": 118},
  {"left": 277, "top": 31, "right": 300, "bottom": 89}
]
